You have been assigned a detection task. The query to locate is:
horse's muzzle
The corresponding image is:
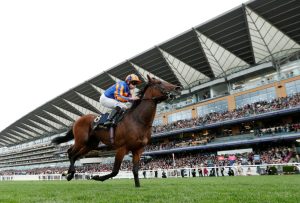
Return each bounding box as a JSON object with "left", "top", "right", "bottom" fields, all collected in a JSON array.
[
  {"left": 175, "top": 86, "right": 182, "bottom": 92},
  {"left": 168, "top": 86, "right": 182, "bottom": 99}
]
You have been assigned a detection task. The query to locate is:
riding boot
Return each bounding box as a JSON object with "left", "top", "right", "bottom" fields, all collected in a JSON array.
[
  {"left": 104, "top": 106, "right": 121, "bottom": 126},
  {"left": 111, "top": 108, "right": 125, "bottom": 126}
]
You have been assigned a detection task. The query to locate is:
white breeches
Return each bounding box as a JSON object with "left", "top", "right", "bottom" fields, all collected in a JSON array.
[{"left": 100, "top": 94, "right": 129, "bottom": 110}]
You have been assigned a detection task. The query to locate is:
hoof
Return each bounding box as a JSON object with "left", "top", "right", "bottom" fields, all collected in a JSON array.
[
  {"left": 91, "top": 175, "right": 105, "bottom": 182},
  {"left": 66, "top": 174, "right": 74, "bottom": 181},
  {"left": 61, "top": 170, "right": 68, "bottom": 177}
]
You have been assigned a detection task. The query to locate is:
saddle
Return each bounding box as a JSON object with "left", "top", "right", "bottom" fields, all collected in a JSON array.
[
  {"left": 92, "top": 110, "right": 126, "bottom": 145},
  {"left": 92, "top": 110, "right": 125, "bottom": 130}
]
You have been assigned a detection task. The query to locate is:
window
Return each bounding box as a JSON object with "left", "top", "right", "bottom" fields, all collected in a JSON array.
[
  {"left": 235, "top": 87, "right": 276, "bottom": 108},
  {"left": 197, "top": 100, "right": 228, "bottom": 117},
  {"left": 285, "top": 79, "right": 300, "bottom": 96},
  {"left": 168, "top": 110, "right": 192, "bottom": 123},
  {"left": 153, "top": 117, "right": 163, "bottom": 126}
]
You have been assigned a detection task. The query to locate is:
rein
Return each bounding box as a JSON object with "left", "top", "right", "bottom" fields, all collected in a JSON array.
[{"left": 141, "top": 84, "right": 171, "bottom": 103}]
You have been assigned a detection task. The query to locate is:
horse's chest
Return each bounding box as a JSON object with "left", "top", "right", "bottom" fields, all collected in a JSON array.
[
  {"left": 141, "top": 136, "right": 149, "bottom": 146},
  {"left": 135, "top": 132, "right": 151, "bottom": 147}
]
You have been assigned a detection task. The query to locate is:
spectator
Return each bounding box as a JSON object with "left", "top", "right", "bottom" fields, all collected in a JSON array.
[
  {"left": 162, "top": 171, "right": 167, "bottom": 178},
  {"left": 192, "top": 169, "right": 196, "bottom": 177},
  {"left": 228, "top": 168, "right": 234, "bottom": 176}
]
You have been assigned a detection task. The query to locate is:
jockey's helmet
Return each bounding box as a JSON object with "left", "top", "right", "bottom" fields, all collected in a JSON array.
[{"left": 125, "top": 74, "right": 142, "bottom": 84}]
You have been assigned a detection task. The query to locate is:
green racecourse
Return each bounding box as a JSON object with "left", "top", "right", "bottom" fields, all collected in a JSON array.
[{"left": 0, "top": 175, "right": 299, "bottom": 203}]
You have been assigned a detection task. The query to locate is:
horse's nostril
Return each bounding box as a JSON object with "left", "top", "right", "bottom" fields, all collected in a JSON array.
[
  {"left": 169, "top": 95, "right": 176, "bottom": 99},
  {"left": 175, "top": 86, "right": 182, "bottom": 91}
]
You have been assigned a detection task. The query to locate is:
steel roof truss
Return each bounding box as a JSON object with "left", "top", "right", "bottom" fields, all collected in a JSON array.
[
  {"left": 23, "top": 122, "right": 45, "bottom": 134},
  {"left": 42, "top": 110, "right": 69, "bottom": 127},
  {"left": 0, "top": 138, "right": 12, "bottom": 145},
  {"left": 19, "top": 124, "right": 42, "bottom": 137},
  {"left": 54, "top": 105, "right": 80, "bottom": 121},
  {"left": 29, "top": 119, "right": 53, "bottom": 132},
  {"left": 1, "top": 135, "right": 17, "bottom": 144},
  {"left": 36, "top": 115, "right": 62, "bottom": 130},
  {"left": 130, "top": 61, "right": 166, "bottom": 83},
  {"left": 6, "top": 132, "right": 24, "bottom": 142},
  {"left": 64, "top": 99, "right": 97, "bottom": 115},
  {"left": 76, "top": 92, "right": 105, "bottom": 114},
  {"left": 10, "top": 129, "right": 33, "bottom": 139},
  {"left": 44, "top": 110, "right": 72, "bottom": 127}
]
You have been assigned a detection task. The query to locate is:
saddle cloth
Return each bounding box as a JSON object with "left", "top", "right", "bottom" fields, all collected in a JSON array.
[
  {"left": 93, "top": 110, "right": 126, "bottom": 129},
  {"left": 93, "top": 113, "right": 109, "bottom": 128}
]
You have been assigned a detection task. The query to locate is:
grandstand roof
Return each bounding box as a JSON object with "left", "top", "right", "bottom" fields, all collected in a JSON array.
[{"left": 1, "top": 0, "right": 300, "bottom": 147}]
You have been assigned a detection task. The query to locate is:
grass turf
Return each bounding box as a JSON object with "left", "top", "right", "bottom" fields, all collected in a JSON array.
[{"left": 0, "top": 175, "right": 299, "bottom": 203}]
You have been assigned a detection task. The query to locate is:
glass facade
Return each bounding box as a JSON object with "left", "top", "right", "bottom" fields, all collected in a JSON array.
[
  {"left": 168, "top": 110, "right": 192, "bottom": 123},
  {"left": 280, "top": 60, "right": 300, "bottom": 80},
  {"left": 196, "top": 100, "right": 228, "bottom": 117},
  {"left": 153, "top": 117, "right": 163, "bottom": 126},
  {"left": 285, "top": 79, "right": 300, "bottom": 96},
  {"left": 235, "top": 87, "right": 276, "bottom": 108}
]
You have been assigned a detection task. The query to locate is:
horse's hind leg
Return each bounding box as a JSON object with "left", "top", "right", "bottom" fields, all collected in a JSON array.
[
  {"left": 132, "top": 148, "right": 143, "bottom": 187},
  {"left": 92, "top": 147, "right": 128, "bottom": 182},
  {"left": 66, "top": 145, "right": 90, "bottom": 181},
  {"left": 66, "top": 145, "right": 77, "bottom": 181}
]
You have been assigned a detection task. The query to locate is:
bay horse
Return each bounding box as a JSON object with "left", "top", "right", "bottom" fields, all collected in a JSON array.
[{"left": 52, "top": 75, "right": 181, "bottom": 187}]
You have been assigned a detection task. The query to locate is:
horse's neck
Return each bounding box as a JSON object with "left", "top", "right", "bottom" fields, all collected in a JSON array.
[{"left": 132, "top": 99, "right": 157, "bottom": 126}]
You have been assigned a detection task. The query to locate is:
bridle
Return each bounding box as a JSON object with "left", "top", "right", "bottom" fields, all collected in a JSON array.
[{"left": 142, "top": 83, "right": 176, "bottom": 103}]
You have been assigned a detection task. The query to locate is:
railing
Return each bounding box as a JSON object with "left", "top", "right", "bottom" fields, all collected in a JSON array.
[
  {"left": 212, "top": 132, "right": 298, "bottom": 143},
  {"left": 1, "top": 163, "right": 299, "bottom": 181}
]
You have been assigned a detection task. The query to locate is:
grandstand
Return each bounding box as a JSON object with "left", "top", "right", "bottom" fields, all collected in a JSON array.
[{"left": 1, "top": 0, "right": 300, "bottom": 177}]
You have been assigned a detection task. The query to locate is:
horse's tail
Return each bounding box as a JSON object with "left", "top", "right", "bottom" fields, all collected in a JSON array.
[{"left": 52, "top": 128, "right": 74, "bottom": 145}]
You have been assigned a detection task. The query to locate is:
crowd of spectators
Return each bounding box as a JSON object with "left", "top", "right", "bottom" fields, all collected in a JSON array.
[
  {"left": 145, "top": 135, "right": 215, "bottom": 152},
  {"left": 152, "top": 93, "right": 300, "bottom": 134},
  {"left": 1, "top": 145, "right": 296, "bottom": 176},
  {"left": 255, "top": 123, "right": 300, "bottom": 136},
  {"left": 145, "top": 122, "right": 300, "bottom": 152},
  {"left": 140, "top": 146, "right": 295, "bottom": 171}
]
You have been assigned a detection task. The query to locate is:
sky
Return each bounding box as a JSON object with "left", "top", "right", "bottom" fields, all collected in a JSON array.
[{"left": 0, "top": 0, "right": 246, "bottom": 131}]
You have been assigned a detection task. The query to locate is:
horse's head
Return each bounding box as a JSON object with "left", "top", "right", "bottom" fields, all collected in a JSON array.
[{"left": 145, "top": 75, "right": 182, "bottom": 103}]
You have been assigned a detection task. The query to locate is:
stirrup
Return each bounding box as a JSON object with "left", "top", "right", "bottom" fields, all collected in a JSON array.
[
  {"left": 103, "top": 120, "right": 113, "bottom": 126},
  {"left": 92, "top": 123, "right": 99, "bottom": 130}
]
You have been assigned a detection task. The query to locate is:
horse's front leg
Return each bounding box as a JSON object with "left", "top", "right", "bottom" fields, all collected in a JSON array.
[
  {"left": 92, "top": 147, "right": 128, "bottom": 182},
  {"left": 132, "top": 148, "right": 143, "bottom": 187}
]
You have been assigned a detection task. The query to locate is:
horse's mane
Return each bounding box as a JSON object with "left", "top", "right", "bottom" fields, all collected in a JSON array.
[{"left": 128, "top": 83, "right": 149, "bottom": 111}]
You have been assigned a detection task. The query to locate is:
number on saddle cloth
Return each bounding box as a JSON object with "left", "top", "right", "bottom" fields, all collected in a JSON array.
[{"left": 93, "top": 113, "right": 109, "bottom": 127}]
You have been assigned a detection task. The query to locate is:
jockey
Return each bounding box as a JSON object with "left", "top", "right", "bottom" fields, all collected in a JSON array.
[{"left": 94, "top": 73, "right": 142, "bottom": 128}]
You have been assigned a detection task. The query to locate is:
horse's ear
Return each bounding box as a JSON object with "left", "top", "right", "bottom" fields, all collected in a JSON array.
[{"left": 147, "top": 74, "right": 152, "bottom": 82}]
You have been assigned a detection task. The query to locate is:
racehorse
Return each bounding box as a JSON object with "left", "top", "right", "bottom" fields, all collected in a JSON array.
[{"left": 52, "top": 75, "right": 181, "bottom": 187}]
